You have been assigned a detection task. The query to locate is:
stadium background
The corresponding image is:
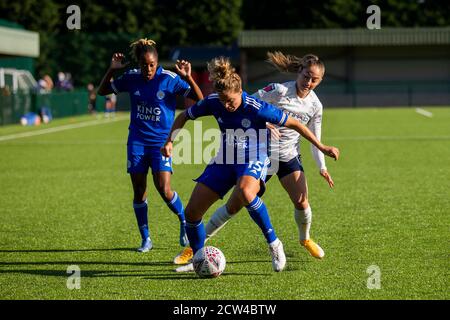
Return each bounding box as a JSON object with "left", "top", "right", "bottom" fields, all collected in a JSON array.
[{"left": 0, "top": 0, "right": 449, "bottom": 124}]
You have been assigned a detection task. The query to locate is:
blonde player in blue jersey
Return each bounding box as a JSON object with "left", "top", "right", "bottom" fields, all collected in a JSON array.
[
  {"left": 174, "top": 52, "right": 337, "bottom": 268},
  {"left": 98, "top": 39, "right": 203, "bottom": 252},
  {"left": 162, "top": 56, "right": 339, "bottom": 272}
]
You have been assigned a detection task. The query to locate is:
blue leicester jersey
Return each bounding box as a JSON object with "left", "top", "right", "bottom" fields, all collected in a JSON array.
[
  {"left": 112, "top": 66, "right": 191, "bottom": 146},
  {"left": 186, "top": 91, "right": 288, "bottom": 164}
]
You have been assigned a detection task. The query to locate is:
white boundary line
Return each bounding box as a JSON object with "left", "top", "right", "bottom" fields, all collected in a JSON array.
[
  {"left": 0, "top": 116, "right": 128, "bottom": 142},
  {"left": 415, "top": 108, "right": 433, "bottom": 118}
]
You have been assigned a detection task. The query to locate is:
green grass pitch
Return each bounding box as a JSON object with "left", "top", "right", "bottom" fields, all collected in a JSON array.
[{"left": 0, "top": 107, "right": 449, "bottom": 300}]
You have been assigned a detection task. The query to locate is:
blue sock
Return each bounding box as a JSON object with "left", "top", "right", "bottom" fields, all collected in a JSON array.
[
  {"left": 185, "top": 220, "right": 205, "bottom": 254},
  {"left": 166, "top": 191, "right": 186, "bottom": 225},
  {"left": 246, "top": 196, "right": 277, "bottom": 244},
  {"left": 133, "top": 199, "right": 149, "bottom": 240}
]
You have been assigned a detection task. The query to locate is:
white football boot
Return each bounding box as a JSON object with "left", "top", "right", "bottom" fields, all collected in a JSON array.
[
  {"left": 269, "top": 238, "right": 286, "bottom": 272},
  {"left": 175, "top": 263, "right": 194, "bottom": 273},
  {"left": 137, "top": 237, "right": 153, "bottom": 253}
]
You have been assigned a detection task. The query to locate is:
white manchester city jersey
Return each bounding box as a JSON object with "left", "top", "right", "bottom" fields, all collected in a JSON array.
[{"left": 254, "top": 81, "right": 326, "bottom": 170}]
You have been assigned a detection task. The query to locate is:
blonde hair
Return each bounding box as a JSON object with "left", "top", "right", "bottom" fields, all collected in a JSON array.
[
  {"left": 267, "top": 51, "right": 325, "bottom": 75},
  {"left": 207, "top": 56, "right": 242, "bottom": 94},
  {"left": 129, "top": 38, "right": 158, "bottom": 63}
]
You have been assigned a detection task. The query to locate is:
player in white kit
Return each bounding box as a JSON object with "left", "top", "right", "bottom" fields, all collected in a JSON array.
[{"left": 174, "top": 51, "right": 336, "bottom": 267}]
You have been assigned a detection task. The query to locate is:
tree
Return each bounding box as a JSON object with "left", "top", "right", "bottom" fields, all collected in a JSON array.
[
  {"left": 1, "top": 0, "right": 243, "bottom": 86},
  {"left": 3, "top": 0, "right": 447, "bottom": 87},
  {"left": 156, "top": 0, "right": 242, "bottom": 47},
  {"left": 241, "top": 0, "right": 450, "bottom": 29}
]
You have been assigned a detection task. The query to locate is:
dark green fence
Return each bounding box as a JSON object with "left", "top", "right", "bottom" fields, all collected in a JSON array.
[
  {"left": 0, "top": 91, "right": 34, "bottom": 126},
  {"left": 0, "top": 89, "right": 93, "bottom": 126},
  {"left": 35, "top": 90, "right": 88, "bottom": 118}
]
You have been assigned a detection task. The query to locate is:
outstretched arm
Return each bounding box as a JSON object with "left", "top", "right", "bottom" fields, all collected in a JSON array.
[
  {"left": 97, "top": 53, "right": 129, "bottom": 96},
  {"left": 161, "top": 111, "right": 189, "bottom": 157},
  {"left": 284, "top": 116, "right": 339, "bottom": 160},
  {"left": 175, "top": 60, "right": 204, "bottom": 102}
]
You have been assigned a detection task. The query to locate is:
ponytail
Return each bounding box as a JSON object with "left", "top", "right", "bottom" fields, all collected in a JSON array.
[
  {"left": 267, "top": 51, "right": 325, "bottom": 74},
  {"left": 207, "top": 56, "right": 242, "bottom": 93}
]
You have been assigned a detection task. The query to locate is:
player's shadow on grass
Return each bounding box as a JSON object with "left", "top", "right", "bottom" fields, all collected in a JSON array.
[
  {"left": 0, "top": 261, "right": 174, "bottom": 267},
  {"left": 0, "top": 263, "right": 272, "bottom": 279},
  {"left": 143, "top": 273, "right": 199, "bottom": 280},
  {"left": 217, "top": 272, "right": 271, "bottom": 276},
  {"left": 142, "top": 271, "right": 270, "bottom": 280},
  {"left": 0, "top": 268, "right": 280, "bottom": 279},
  {"left": 0, "top": 269, "right": 179, "bottom": 278},
  {"left": 0, "top": 247, "right": 165, "bottom": 253}
]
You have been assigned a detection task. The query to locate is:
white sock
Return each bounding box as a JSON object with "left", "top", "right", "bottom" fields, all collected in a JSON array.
[
  {"left": 205, "top": 205, "right": 234, "bottom": 242},
  {"left": 294, "top": 206, "right": 312, "bottom": 241},
  {"left": 269, "top": 237, "right": 280, "bottom": 247}
]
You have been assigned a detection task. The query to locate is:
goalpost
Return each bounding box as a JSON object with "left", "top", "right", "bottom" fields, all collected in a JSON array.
[{"left": 0, "top": 68, "right": 37, "bottom": 93}]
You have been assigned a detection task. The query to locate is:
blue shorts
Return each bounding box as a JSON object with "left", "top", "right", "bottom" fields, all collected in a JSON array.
[
  {"left": 195, "top": 158, "right": 270, "bottom": 199},
  {"left": 265, "top": 155, "right": 304, "bottom": 182},
  {"left": 127, "top": 144, "right": 172, "bottom": 174}
]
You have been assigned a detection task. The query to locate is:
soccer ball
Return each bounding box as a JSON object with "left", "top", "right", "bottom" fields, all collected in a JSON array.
[{"left": 193, "top": 246, "right": 226, "bottom": 278}]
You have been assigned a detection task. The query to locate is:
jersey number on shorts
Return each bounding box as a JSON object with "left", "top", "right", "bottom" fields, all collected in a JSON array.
[{"left": 248, "top": 161, "right": 263, "bottom": 175}]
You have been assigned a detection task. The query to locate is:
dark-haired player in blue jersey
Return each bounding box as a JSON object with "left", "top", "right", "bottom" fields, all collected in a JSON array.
[
  {"left": 98, "top": 38, "right": 203, "bottom": 252},
  {"left": 161, "top": 57, "right": 339, "bottom": 272}
]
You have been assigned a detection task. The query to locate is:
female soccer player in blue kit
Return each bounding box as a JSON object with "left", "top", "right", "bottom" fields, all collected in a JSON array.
[
  {"left": 98, "top": 39, "right": 203, "bottom": 252},
  {"left": 194, "top": 52, "right": 335, "bottom": 262},
  {"left": 161, "top": 57, "right": 339, "bottom": 272}
]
